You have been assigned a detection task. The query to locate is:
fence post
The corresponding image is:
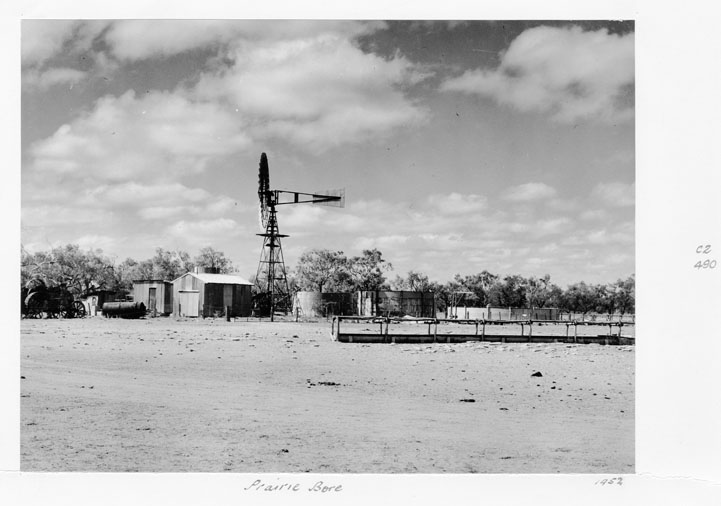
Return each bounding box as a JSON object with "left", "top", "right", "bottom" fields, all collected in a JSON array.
[
  {"left": 528, "top": 320, "right": 533, "bottom": 342},
  {"left": 574, "top": 322, "right": 578, "bottom": 344},
  {"left": 481, "top": 320, "right": 486, "bottom": 341}
]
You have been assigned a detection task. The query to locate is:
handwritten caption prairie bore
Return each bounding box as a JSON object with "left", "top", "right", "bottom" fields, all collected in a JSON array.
[{"left": 244, "top": 479, "right": 343, "bottom": 493}]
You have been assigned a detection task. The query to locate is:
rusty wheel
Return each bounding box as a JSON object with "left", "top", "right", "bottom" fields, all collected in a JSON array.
[
  {"left": 26, "top": 308, "right": 43, "bottom": 319},
  {"left": 71, "top": 301, "right": 86, "bottom": 318},
  {"left": 25, "top": 295, "right": 45, "bottom": 319}
]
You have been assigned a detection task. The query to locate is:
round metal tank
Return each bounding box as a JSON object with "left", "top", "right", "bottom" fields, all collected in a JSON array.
[
  {"left": 102, "top": 301, "right": 146, "bottom": 319},
  {"left": 294, "top": 291, "right": 323, "bottom": 317},
  {"left": 294, "top": 292, "right": 353, "bottom": 317}
]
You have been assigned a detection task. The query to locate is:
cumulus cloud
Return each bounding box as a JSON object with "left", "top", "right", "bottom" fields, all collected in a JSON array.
[
  {"left": 22, "top": 20, "right": 80, "bottom": 66},
  {"left": 192, "top": 31, "right": 429, "bottom": 152},
  {"left": 534, "top": 217, "right": 572, "bottom": 236},
  {"left": 28, "top": 90, "right": 251, "bottom": 181},
  {"left": 103, "top": 20, "right": 242, "bottom": 61},
  {"left": 502, "top": 182, "right": 557, "bottom": 202},
  {"left": 79, "top": 182, "right": 211, "bottom": 207},
  {"left": 25, "top": 20, "right": 427, "bottom": 157},
  {"left": 276, "top": 190, "right": 633, "bottom": 284},
  {"left": 166, "top": 218, "right": 242, "bottom": 241},
  {"left": 591, "top": 182, "right": 635, "bottom": 207},
  {"left": 74, "top": 234, "right": 120, "bottom": 252},
  {"left": 441, "top": 25, "right": 634, "bottom": 123},
  {"left": 580, "top": 209, "right": 609, "bottom": 221},
  {"left": 427, "top": 192, "right": 487, "bottom": 215},
  {"left": 22, "top": 20, "right": 110, "bottom": 66},
  {"left": 103, "top": 20, "right": 384, "bottom": 61},
  {"left": 22, "top": 205, "right": 114, "bottom": 227},
  {"left": 22, "top": 67, "right": 88, "bottom": 90}
]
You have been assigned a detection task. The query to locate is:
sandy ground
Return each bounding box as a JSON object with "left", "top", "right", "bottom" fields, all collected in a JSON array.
[{"left": 20, "top": 316, "right": 634, "bottom": 473}]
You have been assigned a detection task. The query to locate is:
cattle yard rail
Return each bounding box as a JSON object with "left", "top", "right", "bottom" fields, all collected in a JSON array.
[{"left": 331, "top": 316, "right": 635, "bottom": 345}]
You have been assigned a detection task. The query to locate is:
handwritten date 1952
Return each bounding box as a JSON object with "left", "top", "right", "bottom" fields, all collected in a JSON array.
[{"left": 595, "top": 477, "right": 623, "bottom": 486}]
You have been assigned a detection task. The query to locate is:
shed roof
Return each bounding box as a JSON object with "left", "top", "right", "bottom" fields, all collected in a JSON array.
[{"left": 175, "top": 272, "right": 253, "bottom": 286}]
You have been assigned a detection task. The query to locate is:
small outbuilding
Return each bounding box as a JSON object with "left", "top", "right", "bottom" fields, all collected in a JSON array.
[
  {"left": 133, "top": 280, "right": 173, "bottom": 315},
  {"left": 81, "top": 289, "right": 125, "bottom": 316},
  {"left": 172, "top": 269, "right": 253, "bottom": 318}
]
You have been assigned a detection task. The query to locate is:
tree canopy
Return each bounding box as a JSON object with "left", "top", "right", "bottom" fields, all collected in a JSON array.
[
  {"left": 21, "top": 244, "right": 117, "bottom": 297},
  {"left": 21, "top": 244, "right": 240, "bottom": 298},
  {"left": 293, "top": 249, "right": 350, "bottom": 292},
  {"left": 194, "top": 246, "right": 235, "bottom": 274},
  {"left": 349, "top": 249, "right": 392, "bottom": 291},
  {"left": 21, "top": 243, "right": 634, "bottom": 315}
]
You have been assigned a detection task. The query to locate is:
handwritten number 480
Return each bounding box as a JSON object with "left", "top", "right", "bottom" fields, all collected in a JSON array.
[{"left": 595, "top": 477, "right": 623, "bottom": 486}]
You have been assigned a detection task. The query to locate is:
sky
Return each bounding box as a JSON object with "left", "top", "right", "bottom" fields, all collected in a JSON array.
[{"left": 21, "top": 20, "right": 635, "bottom": 286}]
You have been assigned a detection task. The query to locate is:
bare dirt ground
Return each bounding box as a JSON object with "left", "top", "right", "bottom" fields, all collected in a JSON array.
[{"left": 20, "top": 316, "right": 634, "bottom": 473}]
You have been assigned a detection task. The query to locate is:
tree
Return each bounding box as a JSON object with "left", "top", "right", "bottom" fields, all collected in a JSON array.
[
  {"left": 608, "top": 275, "right": 635, "bottom": 315},
  {"left": 488, "top": 275, "right": 527, "bottom": 307},
  {"left": 523, "top": 274, "right": 561, "bottom": 308},
  {"left": 148, "top": 248, "right": 192, "bottom": 280},
  {"left": 21, "top": 244, "right": 117, "bottom": 297},
  {"left": 293, "top": 249, "right": 349, "bottom": 292},
  {"left": 434, "top": 279, "right": 462, "bottom": 313},
  {"left": 194, "top": 247, "right": 234, "bottom": 273},
  {"left": 561, "top": 282, "right": 597, "bottom": 315},
  {"left": 391, "top": 270, "right": 433, "bottom": 291},
  {"left": 349, "top": 249, "right": 392, "bottom": 291},
  {"left": 454, "top": 270, "right": 499, "bottom": 307},
  {"left": 543, "top": 283, "right": 564, "bottom": 309}
]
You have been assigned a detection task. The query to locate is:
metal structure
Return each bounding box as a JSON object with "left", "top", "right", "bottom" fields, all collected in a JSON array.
[
  {"left": 331, "top": 316, "right": 635, "bottom": 345},
  {"left": 254, "top": 152, "right": 345, "bottom": 320},
  {"left": 22, "top": 281, "right": 87, "bottom": 319}
]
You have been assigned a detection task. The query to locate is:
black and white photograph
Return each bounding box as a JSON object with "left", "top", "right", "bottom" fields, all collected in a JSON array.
[
  {"left": 4, "top": 2, "right": 721, "bottom": 505},
  {"left": 19, "top": 18, "right": 635, "bottom": 474}
]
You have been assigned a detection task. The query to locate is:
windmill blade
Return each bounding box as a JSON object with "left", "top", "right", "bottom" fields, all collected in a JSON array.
[
  {"left": 257, "top": 153, "right": 271, "bottom": 229},
  {"left": 258, "top": 153, "right": 270, "bottom": 204},
  {"left": 258, "top": 202, "right": 267, "bottom": 230}
]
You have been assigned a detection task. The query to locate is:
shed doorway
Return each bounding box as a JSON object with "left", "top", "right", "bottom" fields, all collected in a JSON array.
[
  {"left": 179, "top": 290, "right": 199, "bottom": 317},
  {"left": 148, "top": 287, "right": 157, "bottom": 313}
]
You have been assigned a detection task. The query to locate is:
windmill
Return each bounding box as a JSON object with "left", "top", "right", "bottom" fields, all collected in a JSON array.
[{"left": 254, "top": 153, "right": 345, "bottom": 320}]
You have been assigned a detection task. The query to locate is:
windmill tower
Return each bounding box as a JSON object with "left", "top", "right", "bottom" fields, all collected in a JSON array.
[{"left": 254, "top": 153, "right": 345, "bottom": 320}]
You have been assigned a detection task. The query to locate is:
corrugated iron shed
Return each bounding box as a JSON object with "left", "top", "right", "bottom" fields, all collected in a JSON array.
[{"left": 181, "top": 272, "right": 253, "bottom": 285}]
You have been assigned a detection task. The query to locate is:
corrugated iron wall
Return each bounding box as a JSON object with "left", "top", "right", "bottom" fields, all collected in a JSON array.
[
  {"left": 132, "top": 281, "right": 173, "bottom": 314},
  {"left": 294, "top": 292, "right": 355, "bottom": 317},
  {"left": 356, "top": 290, "right": 435, "bottom": 318},
  {"left": 448, "top": 306, "right": 561, "bottom": 320}
]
